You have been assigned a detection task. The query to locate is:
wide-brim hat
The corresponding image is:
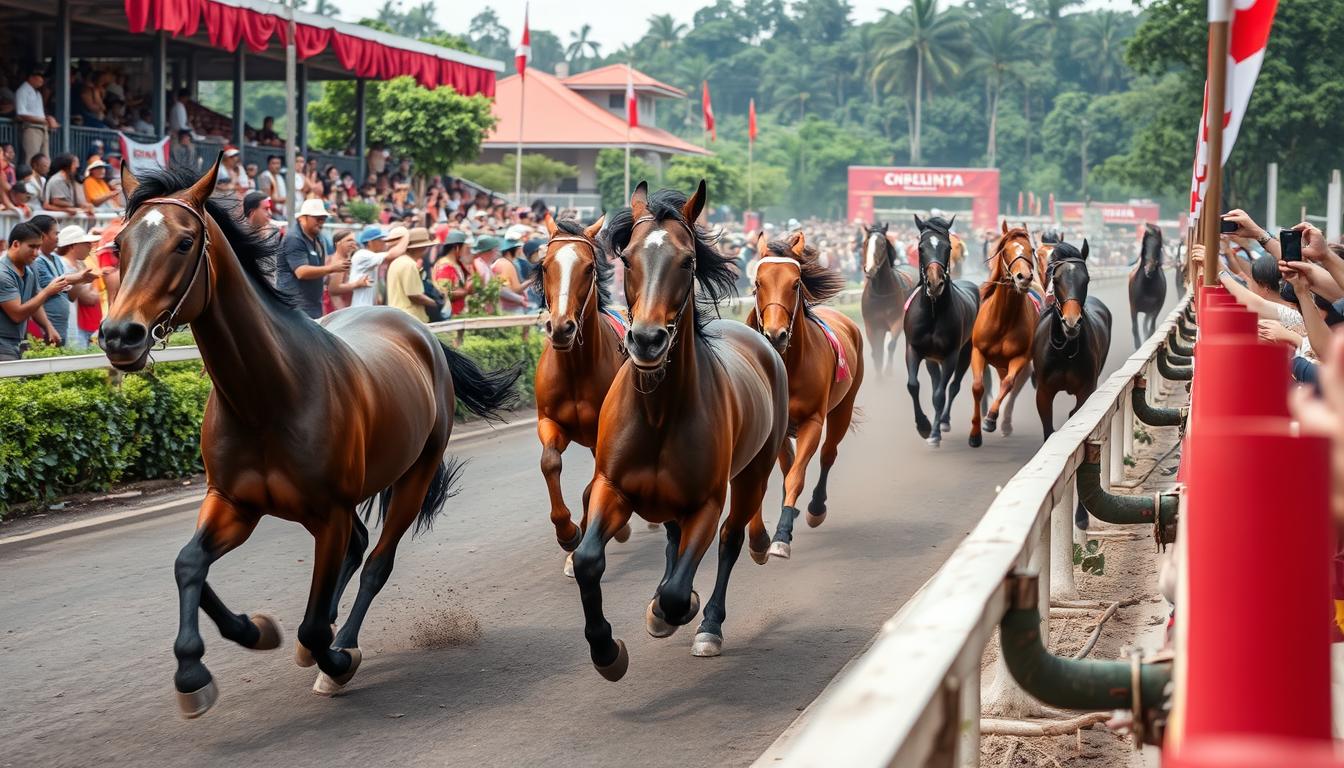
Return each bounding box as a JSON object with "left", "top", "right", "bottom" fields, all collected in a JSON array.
[
  {"left": 444, "top": 230, "right": 469, "bottom": 245},
  {"left": 406, "top": 227, "right": 435, "bottom": 250},
  {"left": 56, "top": 225, "right": 99, "bottom": 248},
  {"left": 298, "top": 198, "right": 330, "bottom": 218},
  {"left": 471, "top": 235, "right": 500, "bottom": 254}
]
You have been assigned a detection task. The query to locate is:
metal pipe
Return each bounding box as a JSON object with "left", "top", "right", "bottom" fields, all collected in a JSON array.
[
  {"left": 1132, "top": 377, "right": 1186, "bottom": 428},
  {"left": 1077, "top": 444, "right": 1179, "bottom": 544},
  {"left": 1168, "top": 332, "right": 1194, "bottom": 358},
  {"left": 1165, "top": 349, "right": 1192, "bottom": 367},
  {"left": 1000, "top": 572, "right": 1171, "bottom": 718},
  {"left": 1156, "top": 351, "right": 1193, "bottom": 381},
  {"left": 1177, "top": 314, "right": 1197, "bottom": 341}
]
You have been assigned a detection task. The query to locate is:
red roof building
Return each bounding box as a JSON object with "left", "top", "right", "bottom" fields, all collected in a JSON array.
[{"left": 481, "top": 64, "right": 708, "bottom": 210}]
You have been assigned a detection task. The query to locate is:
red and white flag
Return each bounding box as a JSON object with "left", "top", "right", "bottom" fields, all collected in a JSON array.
[
  {"left": 1190, "top": 0, "right": 1277, "bottom": 215},
  {"left": 625, "top": 65, "right": 639, "bottom": 128},
  {"left": 748, "top": 98, "right": 757, "bottom": 144},
  {"left": 515, "top": 4, "right": 530, "bottom": 78},
  {"left": 701, "top": 81, "right": 716, "bottom": 141}
]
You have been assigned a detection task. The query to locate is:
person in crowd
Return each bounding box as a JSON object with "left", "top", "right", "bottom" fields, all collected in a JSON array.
[
  {"left": 472, "top": 235, "right": 529, "bottom": 314},
  {"left": 501, "top": 238, "right": 529, "bottom": 285},
  {"left": 82, "top": 159, "right": 119, "bottom": 210},
  {"left": 131, "top": 108, "right": 154, "bottom": 135},
  {"left": 386, "top": 227, "right": 437, "bottom": 323},
  {"left": 9, "top": 168, "right": 33, "bottom": 218},
  {"left": 349, "top": 224, "right": 409, "bottom": 308},
  {"left": 215, "top": 146, "right": 243, "bottom": 196},
  {"left": 44, "top": 153, "right": 94, "bottom": 216},
  {"left": 0, "top": 221, "right": 70, "bottom": 359},
  {"left": 324, "top": 230, "right": 367, "bottom": 314},
  {"left": 277, "top": 198, "right": 345, "bottom": 320},
  {"left": 16, "top": 65, "right": 55, "bottom": 163},
  {"left": 432, "top": 230, "right": 474, "bottom": 316},
  {"left": 27, "top": 215, "right": 62, "bottom": 342},
  {"left": 169, "top": 88, "right": 193, "bottom": 135},
  {"left": 24, "top": 153, "right": 48, "bottom": 206},
  {"left": 257, "top": 155, "right": 286, "bottom": 217},
  {"left": 257, "top": 115, "right": 281, "bottom": 146},
  {"left": 0, "top": 144, "right": 18, "bottom": 214},
  {"left": 75, "top": 219, "right": 123, "bottom": 349},
  {"left": 170, "top": 130, "right": 200, "bottom": 171},
  {"left": 54, "top": 225, "right": 101, "bottom": 348},
  {"left": 242, "top": 191, "right": 274, "bottom": 234},
  {"left": 367, "top": 142, "right": 387, "bottom": 177},
  {"left": 32, "top": 219, "right": 97, "bottom": 347}
]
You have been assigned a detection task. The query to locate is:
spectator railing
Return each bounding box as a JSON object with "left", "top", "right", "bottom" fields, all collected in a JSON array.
[{"left": 760, "top": 294, "right": 1191, "bottom": 768}]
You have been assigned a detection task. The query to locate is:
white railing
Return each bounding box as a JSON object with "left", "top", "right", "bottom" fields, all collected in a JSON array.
[{"left": 761, "top": 294, "right": 1191, "bottom": 768}]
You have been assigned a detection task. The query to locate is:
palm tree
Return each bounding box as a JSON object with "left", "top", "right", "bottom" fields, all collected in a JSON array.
[
  {"left": 870, "top": 0, "right": 970, "bottom": 163},
  {"left": 566, "top": 24, "right": 602, "bottom": 68},
  {"left": 1071, "top": 11, "right": 1127, "bottom": 93},
  {"left": 966, "top": 8, "right": 1034, "bottom": 166},
  {"left": 299, "top": 0, "right": 340, "bottom": 16},
  {"left": 646, "top": 14, "right": 687, "bottom": 50}
]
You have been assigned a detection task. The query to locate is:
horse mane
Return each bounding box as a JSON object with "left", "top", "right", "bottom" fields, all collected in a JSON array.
[
  {"left": 603, "top": 187, "right": 738, "bottom": 338},
  {"left": 124, "top": 165, "right": 300, "bottom": 310},
  {"left": 763, "top": 237, "right": 846, "bottom": 306},
  {"left": 1140, "top": 224, "right": 1163, "bottom": 265},
  {"left": 923, "top": 216, "right": 953, "bottom": 235},
  {"left": 540, "top": 217, "right": 614, "bottom": 311}
]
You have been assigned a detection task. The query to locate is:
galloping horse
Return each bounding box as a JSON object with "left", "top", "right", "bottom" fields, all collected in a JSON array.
[
  {"left": 969, "top": 222, "right": 1040, "bottom": 447},
  {"left": 100, "top": 160, "right": 519, "bottom": 717},
  {"left": 1172, "top": 238, "right": 1188, "bottom": 300},
  {"left": 573, "top": 181, "right": 788, "bottom": 679},
  {"left": 1127, "top": 223, "right": 1167, "bottom": 347},
  {"left": 904, "top": 215, "right": 980, "bottom": 447},
  {"left": 1033, "top": 240, "right": 1113, "bottom": 440},
  {"left": 748, "top": 231, "right": 864, "bottom": 560},
  {"left": 531, "top": 214, "right": 633, "bottom": 577},
  {"left": 859, "top": 222, "right": 917, "bottom": 376}
]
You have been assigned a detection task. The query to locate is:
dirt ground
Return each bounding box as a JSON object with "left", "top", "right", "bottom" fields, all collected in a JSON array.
[{"left": 978, "top": 381, "right": 1186, "bottom": 768}]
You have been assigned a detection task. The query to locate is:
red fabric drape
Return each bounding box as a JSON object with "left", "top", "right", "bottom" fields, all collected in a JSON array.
[{"left": 126, "top": 0, "right": 202, "bottom": 36}]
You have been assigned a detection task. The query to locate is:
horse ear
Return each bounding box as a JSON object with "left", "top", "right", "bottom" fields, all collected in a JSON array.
[
  {"left": 543, "top": 213, "right": 558, "bottom": 237},
  {"left": 790, "top": 230, "right": 807, "bottom": 258},
  {"left": 946, "top": 214, "right": 957, "bottom": 230},
  {"left": 630, "top": 180, "right": 648, "bottom": 218},
  {"left": 183, "top": 153, "right": 222, "bottom": 208},
  {"left": 682, "top": 179, "right": 707, "bottom": 224},
  {"left": 1001, "top": 220, "right": 1008, "bottom": 235},
  {"left": 755, "top": 231, "right": 769, "bottom": 256},
  {"left": 1080, "top": 239, "right": 1090, "bottom": 260},
  {"left": 583, "top": 214, "right": 604, "bottom": 241},
  {"left": 913, "top": 214, "right": 925, "bottom": 231},
  {"left": 121, "top": 162, "right": 139, "bottom": 197}
]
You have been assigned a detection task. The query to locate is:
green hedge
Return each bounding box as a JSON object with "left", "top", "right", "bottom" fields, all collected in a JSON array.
[{"left": 0, "top": 330, "right": 544, "bottom": 517}]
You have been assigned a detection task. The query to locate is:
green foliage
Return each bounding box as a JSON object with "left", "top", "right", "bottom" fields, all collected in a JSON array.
[
  {"left": 1133, "top": 426, "right": 1153, "bottom": 445},
  {"left": 451, "top": 162, "right": 514, "bottom": 194},
  {"left": 455, "top": 154, "right": 579, "bottom": 194},
  {"left": 665, "top": 155, "right": 743, "bottom": 211},
  {"left": 464, "top": 272, "right": 502, "bottom": 316},
  {"left": 345, "top": 200, "right": 381, "bottom": 225},
  {"left": 596, "top": 149, "right": 657, "bottom": 212},
  {"left": 1073, "top": 539, "right": 1105, "bottom": 575}
]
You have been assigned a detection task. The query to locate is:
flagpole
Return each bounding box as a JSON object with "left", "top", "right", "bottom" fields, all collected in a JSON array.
[
  {"left": 1200, "top": 0, "right": 1230, "bottom": 287},
  {"left": 515, "top": 75, "right": 525, "bottom": 205},
  {"left": 747, "top": 139, "right": 753, "bottom": 212},
  {"left": 624, "top": 64, "right": 631, "bottom": 201}
]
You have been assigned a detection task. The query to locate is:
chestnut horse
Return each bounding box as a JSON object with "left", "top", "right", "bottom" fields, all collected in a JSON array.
[
  {"left": 859, "top": 222, "right": 917, "bottom": 376},
  {"left": 573, "top": 181, "right": 788, "bottom": 679},
  {"left": 903, "top": 215, "right": 980, "bottom": 448},
  {"left": 531, "top": 214, "right": 633, "bottom": 577},
  {"left": 1127, "top": 223, "right": 1167, "bottom": 348},
  {"left": 99, "top": 160, "right": 519, "bottom": 718},
  {"left": 1033, "top": 240, "right": 1113, "bottom": 440},
  {"left": 969, "top": 222, "right": 1040, "bottom": 447},
  {"left": 748, "top": 231, "right": 864, "bottom": 560}
]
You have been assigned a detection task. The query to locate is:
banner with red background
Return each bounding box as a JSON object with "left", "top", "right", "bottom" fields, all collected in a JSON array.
[{"left": 847, "top": 167, "right": 1000, "bottom": 231}]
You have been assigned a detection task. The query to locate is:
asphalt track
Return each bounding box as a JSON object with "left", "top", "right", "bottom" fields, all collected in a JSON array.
[{"left": 0, "top": 277, "right": 1163, "bottom": 768}]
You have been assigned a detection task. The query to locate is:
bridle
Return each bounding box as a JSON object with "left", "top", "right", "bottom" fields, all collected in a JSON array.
[
  {"left": 918, "top": 227, "right": 952, "bottom": 300},
  {"left": 989, "top": 232, "right": 1037, "bottom": 289},
  {"left": 1046, "top": 255, "right": 1089, "bottom": 356},
  {"left": 541, "top": 233, "right": 600, "bottom": 351},
  {"left": 753, "top": 254, "right": 803, "bottom": 351},
  {"left": 126, "top": 197, "right": 213, "bottom": 345},
  {"left": 622, "top": 214, "right": 698, "bottom": 392}
]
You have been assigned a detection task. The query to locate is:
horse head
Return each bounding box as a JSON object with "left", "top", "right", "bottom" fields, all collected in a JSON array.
[
  {"left": 538, "top": 213, "right": 605, "bottom": 350},
  {"left": 914, "top": 214, "right": 954, "bottom": 299},
  {"left": 862, "top": 221, "right": 893, "bottom": 278},
  {"left": 101, "top": 156, "right": 220, "bottom": 371},
  {"left": 1049, "top": 239, "right": 1091, "bottom": 340},
  {"left": 996, "top": 221, "right": 1037, "bottom": 294},
  {"left": 1140, "top": 223, "right": 1163, "bottom": 276}
]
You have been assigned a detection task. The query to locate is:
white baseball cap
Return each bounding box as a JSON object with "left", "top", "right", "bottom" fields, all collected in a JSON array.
[
  {"left": 297, "top": 198, "right": 330, "bottom": 218},
  {"left": 56, "top": 225, "right": 99, "bottom": 248},
  {"left": 504, "top": 224, "right": 530, "bottom": 241}
]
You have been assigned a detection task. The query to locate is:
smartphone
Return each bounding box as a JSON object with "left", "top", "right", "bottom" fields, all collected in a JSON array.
[
  {"left": 1220, "top": 217, "right": 1238, "bottom": 234},
  {"left": 1280, "top": 228, "right": 1302, "bottom": 262}
]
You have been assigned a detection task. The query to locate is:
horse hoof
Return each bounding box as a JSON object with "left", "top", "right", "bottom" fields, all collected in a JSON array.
[
  {"left": 940, "top": 420, "right": 951, "bottom": 433},
  {"left": 614, "top": 522, "right": 631, "bottom": 544},
  {"left": 983, "top": 417, "right": 997, "bottom": 433},
  {"left": 926, "top": 436, "right": 942, "bottom": 448},
  {"left": 295, "top": 623, "right": 336, "bottom": 668},
  {"left": 558, "top": 527, "right": 581, "bottom": 553},
  {"left": 594, "top": 639, "right": 629, "bottom": 682},
  {"left": 646, "top": 599, "right": 676, "bottom": 638},
  {"left": 562, "top": 553, "right": 575, "bottom": 579},
  {"left": 691, "top": 632, "right": 723, "bottom": 658},
  {"left": 916, "top": 423, "right": 931, "bottom": 439},
  {"left": 805, "top": 510, "right": 826, "bottom": 528},
  {"left": 749, "top": 546, "right": 770, "bottom": 565},
  {"left": 968, "top": 434, "right": 982, "bottom": 448},
  {"left": 768, "top": 541, "right": 792, "bottom": 560},
  {"left": 312, "top": 648, "right": 362, "bottom": 697},
  {"left": 176, "top": 679, "right": 219, "bottom": 719},
  {"left": 248, "top": 612, "right": 283, "bottom": 651},
  {"left": 1001, "top": 423, "right": 1013, "bottom": 437}
]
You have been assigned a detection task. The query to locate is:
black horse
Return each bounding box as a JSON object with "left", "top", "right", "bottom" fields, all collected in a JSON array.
[
  {"left": 1172, "top": 238, "right": 1187, "bottom": 300},
  {"left": 859, "top": 222, "right": 918, "bottom": 377},
  {"left": 1127, "top": 224, "right": 1167, "bottom": 348},
  {"left": 903, "top": 215, "right": 980, "bottom": 447},
  {"left": 1033, "top": 240, "right": 1113, "bottom": 440}
]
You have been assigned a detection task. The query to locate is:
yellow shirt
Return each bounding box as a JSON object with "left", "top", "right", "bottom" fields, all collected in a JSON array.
[
  {"left": 387, "top": 255, "right": 427, "bottom": 322},
  {"left": 84, "top": 176, "right": 114, "bottom": 206}
]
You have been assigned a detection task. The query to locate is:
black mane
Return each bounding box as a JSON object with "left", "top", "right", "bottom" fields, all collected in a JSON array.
[
  {"left": 1140, "top": 225, "right": 1163, "bottom": 266},
  {"left": 602, "top": 187, "right": 738, "bottom": 338},
  {"left": 925, "top": 216, "right": 954, "bottom": 233},
  {"left": 763, "top": 237, "right": 846, "bottom": 307},
  {"left": 124, "top": 165, "right": 300, "bottom": 309},
  {"left": 553, "top": 217, "right": 614, "bottom": 310}
]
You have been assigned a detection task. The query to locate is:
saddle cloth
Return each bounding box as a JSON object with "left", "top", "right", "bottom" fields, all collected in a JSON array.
[
  {"left": 601, "top": 307, "right": 627, "bottom": 339},
  {"left": 810, "top": 315, "right": 851, "bottom": 383}
]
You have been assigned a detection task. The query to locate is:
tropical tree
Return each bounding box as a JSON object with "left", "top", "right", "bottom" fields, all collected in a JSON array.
[
  {"left": 566, "top": 24, "right": 603, "bottom": 69},
  {"left": 870, "top": 0, "right": 970, "bottom": 163},
  {"left": 645, "top": 14, "right": 688, "bottom": 50},
  {"left": 374, "top": 0, "right": 441, "bottom": 38},
  {"left": 298, "top": 0, "right": 340, "bottom": 17},
  {"left": 966, "top": 8, "right": 1034, "bottom": 166},
  {"left": 1071, "top": 11, "right": 1129, "bottom": 93}
]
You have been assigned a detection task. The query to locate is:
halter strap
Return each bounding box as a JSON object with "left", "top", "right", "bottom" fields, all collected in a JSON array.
[
  {"left": 543, "top": 234, "right": 601, "bottom": 350},
  {"left": 756, "top": 255, "right": 802, "bottom": 269},
  {"left": 138, "top": 196, "right": 212, "bottom": 343}
]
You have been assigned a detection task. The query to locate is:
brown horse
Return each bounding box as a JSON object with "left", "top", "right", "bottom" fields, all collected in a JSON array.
[
  {"left": 949, "top": 232, "right": 968, "bottom": 279},
  {"left": 99, "top": 159, "right": 519, "bottom": 718},
  {"left": 573, "top": 181, "right": 788, "bottom": 679},
  {"left": 747, "top": 230, "right": 864, "bottom": 560},
  {"left": 969, "top": 222, "right": 1040, "bottom": 447},
  {"left": 859, "top": 222, "right": 917, "bottom": 376},
  {"left": 531, "top": 213, "right": 634, "bottom": 577}
]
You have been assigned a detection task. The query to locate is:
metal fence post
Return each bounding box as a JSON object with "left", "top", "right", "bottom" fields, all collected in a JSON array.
[
  {"left": 955, "top": 654, "right": 982, "bottom": 768},
  {"left": 1108, "top": 404, "right": 1125, "bottom": 487},
  {"left": 1049, "top": 485, "right": 1076, "bottom": 602}
]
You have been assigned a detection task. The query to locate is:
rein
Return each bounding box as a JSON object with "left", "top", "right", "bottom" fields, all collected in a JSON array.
[
  {"left": 137, "top": 197, "right": 212, "bottom": 345},
  {"left": 1046, "top": 256, "right": 1090, "bottom": 358}
]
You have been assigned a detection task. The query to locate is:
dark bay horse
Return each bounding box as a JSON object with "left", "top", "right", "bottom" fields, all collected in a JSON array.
[
  {"left": 531, "top": 214, "right": 633, "bottom": 577},
  {"left": 748, "top": 230, "right": 864, "bottom": 560},
  {"left": 575, "top": 181, "right": 788, "bottom": 679},
  {"left": 859, "top": 222, "right": 917, "bottom": 376},
  {"left": 100, "top": 160, "right": 519, "bottom": 717},
  {"left": 1033, "top": 240, "right": 1113, "bottom": 440},
  {"left": 903, "top": 215, "right": 980, "bottom": 447},
  {"left": 969, "top": 222, "right": 1040, "bottom": 447},
  {"left": 1127, "top": 223, "right": 1167, "bottom": 347}
]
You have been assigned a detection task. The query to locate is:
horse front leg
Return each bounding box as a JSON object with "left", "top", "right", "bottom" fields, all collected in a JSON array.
[
  {"left": 1131, "top": 306, "right": 1142, "bottom": 349},
  {"left": 865, "top": 320, "right": 885, "bottom": 378},
  {"left": 987, "top": 357, "right": 1029, "bottom": 438},
  {"left": 1036, "top": 385, "right": 1056, "bottom": 442},
  {"left": 172, "top": 492, "right": 267, "bottom": 718},
  {"left": 573, "top": 477, "right": 635, "bottom": 681},
  {"left": 968, "top": 348, "right": 988, "bottom": 448},
  {"left": 943, "top": 342, "right": 973, "bottom": 433},
  {"left": 770, "top": 418, "right": 823, "bottom": 560},
  {"left": 906, "top": 346, "right": 931, "bottom": 439},
  {"left": 645, "top": 522, "right": 689, "bottom": 638},
  {"left": 1000, "top": 362, "right": 1032, "bottom": 437},
  {"left": 538, "top": 419, "right": 579, "bottom": 551}
]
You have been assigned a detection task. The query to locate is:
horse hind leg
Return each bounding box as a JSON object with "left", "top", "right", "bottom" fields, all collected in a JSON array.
[
  {"left": 999, "top": 362, "right": 1032, "bottom": 437},
  {"left": 940, "top": 345, "right": 973, "bottom": 435},
  {"left": 906, "top": 346, "right": 932, "bottom": 439},
  {"left": 968, "top": 348, "right": 988, "bottom": 448},
  {"left": 925, "top": 358, "right": 949, "bottom": 447},
  {"left": 296, "top": 514, "right": 369, "bottom": 668},
  {"left": 986, "top": 357, "right": 1028, "bottom": 438},
  {"left": 808, "top": 382, "right": 860, "bottom": 526},
  {"left": 1131, "top": 306, "right": 1142, "bottom": 349}
]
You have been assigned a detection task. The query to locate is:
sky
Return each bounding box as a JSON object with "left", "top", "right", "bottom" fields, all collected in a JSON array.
[{"left": 336, "top": 0, "right": 1132, "bottom": 58}]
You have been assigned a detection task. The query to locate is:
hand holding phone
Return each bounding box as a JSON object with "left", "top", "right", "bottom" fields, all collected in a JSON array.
[
  {"left": 1280, "top": 228, "right": 1302, "bottom": 262},
  {"left": 1220, "top": 217, "right": 1238, "bottom": 234}
]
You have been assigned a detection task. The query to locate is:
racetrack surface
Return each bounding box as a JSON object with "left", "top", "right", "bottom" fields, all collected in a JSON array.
[{"left": 0, "top": 277, "right": 1162, "bottom": 768}]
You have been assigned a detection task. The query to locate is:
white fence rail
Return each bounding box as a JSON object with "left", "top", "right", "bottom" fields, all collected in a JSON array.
[{"left": 764, "top": 294, "right": 1190, "bottom": 768}]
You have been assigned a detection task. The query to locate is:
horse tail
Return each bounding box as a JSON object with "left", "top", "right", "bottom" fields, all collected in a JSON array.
[
  {"left": 356, "top": 457, "right": 466, "bottom": 536},
  {"left": 439, "top": 340, "right": 523, "bottom": 421}
]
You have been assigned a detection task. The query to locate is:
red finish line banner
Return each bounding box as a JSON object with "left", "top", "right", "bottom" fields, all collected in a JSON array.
[
  {"left": 1058, "top": 202, "right": 1161, "bottom": 224},
  {"left": 847, "top": 166, "right": 1000, "bottom": 231}
]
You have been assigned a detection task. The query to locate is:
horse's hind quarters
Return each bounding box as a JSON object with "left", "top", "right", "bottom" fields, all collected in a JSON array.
[
  {"left": 690, "top": 632, "right": 723, "bottom": 658},
  {"left": 246, "top": 612, "right": 283, "bottom": 651},
  {"left": 312, "top": 648, "right": 362, "bottom": 696},
  {"left": 176, "top": 678, "right": 219, "bottom": 719},
  {"left": 768, "top": 540, "right": 792, "bottom": 560},
  {"left": 594, "top": 639, "right": 629, "bottom": 682},
  {"left": 294, "top": 622, "right": 336, "bottom": 668}
]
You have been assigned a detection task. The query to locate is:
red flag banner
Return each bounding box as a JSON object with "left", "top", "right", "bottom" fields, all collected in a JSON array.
[
  {"left": 625, "top": 64, "right": 638, "bottom": 128},
  {"left": 702, "top": 81, "right": 716, "bottom": 141},
  {"left": 748, "top": 98, "right": 757, "bottom": 143},
  {"left": 515, "top": 4, "right": 530, "bottom": 79}
]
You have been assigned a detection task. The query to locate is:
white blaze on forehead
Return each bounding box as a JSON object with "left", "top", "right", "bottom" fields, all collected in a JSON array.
[
  {"left": 140, "top": 209, "right": 166, "bottom": 229},
  {"left": 643, "top": 229, "right": 668, "bottom": 249},
  {"left": 929, "top": 235, "right": 940, "bottom": 250},
  {"left": 865, "top": 234, "right": 879, "bottom": 271},
  {"left": 552, "top": 244, "right": 581, "bottom": 315}
]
